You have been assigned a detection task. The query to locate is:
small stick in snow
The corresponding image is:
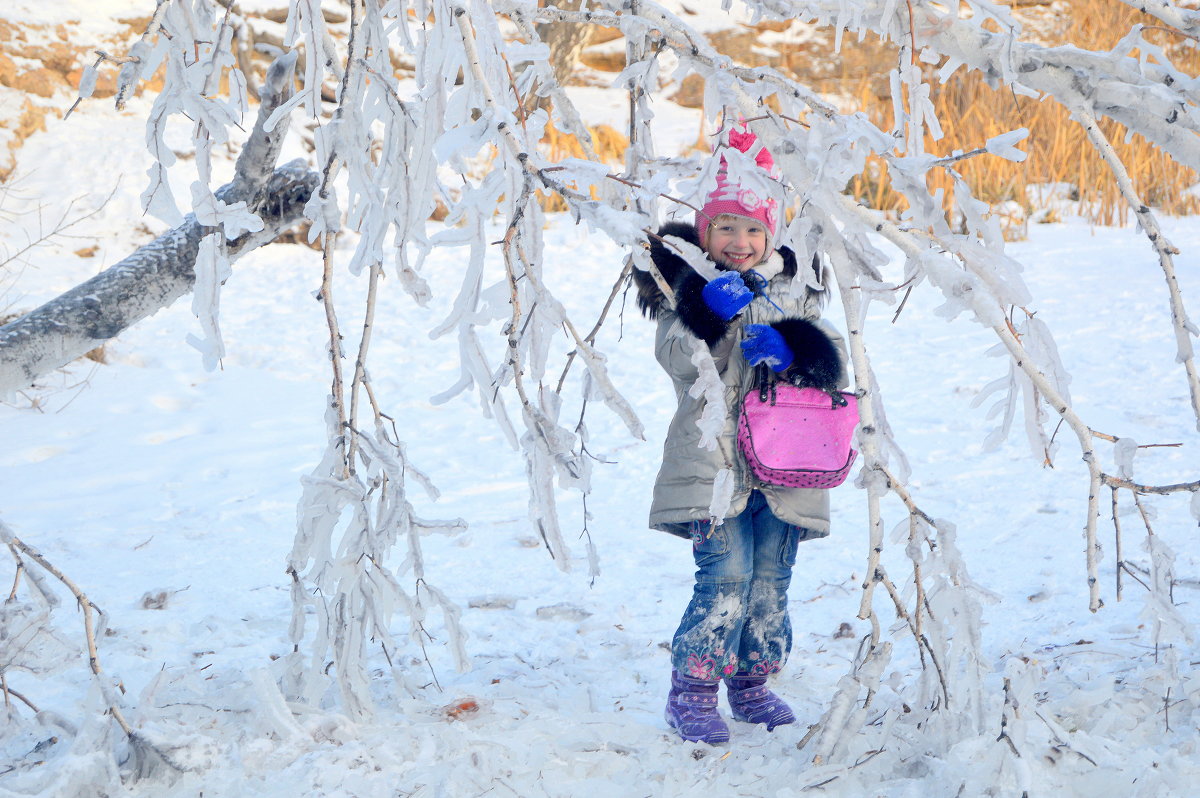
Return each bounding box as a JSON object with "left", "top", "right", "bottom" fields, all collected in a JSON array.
[
  {"left": 1034, "top": 710, "right": 1098, "bottom": 767},
  {"left": 1, "top": 677, "right": 39, "bottom": 713},
  {"left": 1112, "top": 487, "right": 1124, "bottom": 602},
  {"left": 795, "top": 723, "right": 821, "bottom": 751},
  {"left": 996, "top": 678, "right": 1022, "bottom": 758},
  {"left": 6, "top": 543, "right": 23, "bottom": 601}
]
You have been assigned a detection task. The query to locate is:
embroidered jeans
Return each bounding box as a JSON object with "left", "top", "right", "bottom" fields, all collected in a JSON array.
[{"left": 671, "top": 491, "right": 807, "bottom": 681}]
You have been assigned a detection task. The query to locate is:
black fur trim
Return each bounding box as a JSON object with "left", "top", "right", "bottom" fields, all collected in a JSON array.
[
  {"left": 634, "top": 222, "right": 703, "bottom": 320},
  {"left": 769, "top": 317, "right": 842, "bottom": 392},
  {"left": 634, "top": 222, "right": 801, "bottom": 347},
  {"left": 636, "top": 222, "right": 728, "bottom": 345}
]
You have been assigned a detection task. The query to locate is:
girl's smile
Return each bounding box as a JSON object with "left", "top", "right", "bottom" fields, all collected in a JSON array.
[{"left": 704, "top": 216, "right": 767, "bottom": 272}]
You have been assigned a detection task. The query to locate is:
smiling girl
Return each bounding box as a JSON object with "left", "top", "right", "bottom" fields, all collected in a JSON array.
[{"left": 633, "top": 128, "right": 849, "bottom": 745}]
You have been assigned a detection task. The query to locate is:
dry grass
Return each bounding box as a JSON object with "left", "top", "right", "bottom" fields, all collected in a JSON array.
[
  {"left": 829, "top": 0, "right": 1200, "bottom": 230},
  {"left": 537, "top": 122, "right": 629, "bottom": 212}
]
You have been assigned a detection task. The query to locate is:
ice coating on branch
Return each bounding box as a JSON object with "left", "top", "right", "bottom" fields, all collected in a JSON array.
[
  {"left": 435, "top": 118, "right": 492, "bottom": 163},
  {"left": 522, "top": 402, "right": 576, "bottom": 573},
  {"left": 1114, "top": 437, "right": 1138, "bottom": 479},
  {"left": 1140, "top": 535, "right": 1195, "bottom": 645},
  {"left": 708, "top": 468, "right": 735, "bottom": 524},
  {"left": 919, "top": 252, "right": 1004, "bottom": 327},
  {"left": 190, "top": 181, "right": 265, "bottom": 241},
  {"left": 986, "top": 128, "right": 1030, "bottom": 162},
  {"left": 250, "top": 668, "right": 309, "bottom": 745},
  {"left": 186, "top": 232, "right": 229, "bottom": 372},
  {"left": 0, "top": 601, "right": 77, "bottom": 677},
  {"left": 687, "top": 340, "right": 728, "bottom": 451},
  {"left": 77, "top": 65, "right": 98, "bottom": 100},
  {"left": 574, "top": 341, "right": 646, "bottom": 441},
  {"left": 140, "top": 161, "right": 183, "bottom": 227}
]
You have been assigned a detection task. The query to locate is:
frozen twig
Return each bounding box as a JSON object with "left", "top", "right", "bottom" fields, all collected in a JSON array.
[
  {"left": 0, "top": 186, "right": 117, "bottom": 273},
  {"left": 1072, "top": 106, "right": 1200, "bottom": 432},
  {"left": 5, "top": 544, "right": 23, "bottom": 601},
  {"left": 1101, "top": 474, "right": 1200, "bottom": 495},
  {"left": 996, "top": 677, "right": 1021, "bottom": 757},
  {"left": 1, "top": 527, "right": 186, "bottom": 773},
  {"left": 346, "top": 259, "right": 384, "bottom": 470},
  {"left": 555, "top": 261, "right": 632, "bottom": 394},
  {"left": 1, "top": 677, "right": 38, "bottom": 713},
  {"left": 115, "top": 0, "right": 172, "bottom": 110},
  {"left": 1113, "top": 487, "right": 1125, "bottom": 602},
  {"left": 2, "top": 535, "right": 123, "bottom": 728},
  {"left": 877, "top": 568, "right": 950, "bottom": 705}
]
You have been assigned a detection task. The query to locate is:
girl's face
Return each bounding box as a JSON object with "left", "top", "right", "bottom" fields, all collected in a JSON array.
[{"left": 704, "top": 216, "right": 767, "bottom": 272}]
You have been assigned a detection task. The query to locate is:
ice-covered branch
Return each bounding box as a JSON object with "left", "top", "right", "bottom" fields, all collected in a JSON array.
[
  {"left": 831, "top": 190, "right": 1108, "bottom": 610},
  {"left": 509, "top": 1, "right": 841, "bottom": 121},
  {"left": 1117, "top": 0, "right": 1200, "bottom": 41},
  {"left": 113, "top": 0, "right": 172, "bottom": 111},
  {"left": 0, "top": 55, "right": 317, "bottom": 397},
  {"left": 0, "top": 162, "right": 316, "bottom": 397},
  {"left": 1071, "top": 104, "right": 1200, "bottom": 430},
  {"left": 749, "top": 0, "right": 1200, "bottom": 169}
]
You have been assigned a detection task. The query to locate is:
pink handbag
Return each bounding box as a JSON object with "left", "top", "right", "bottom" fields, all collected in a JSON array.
[{"left": 737, "top": 379, "right": 859, "bottom": 489}]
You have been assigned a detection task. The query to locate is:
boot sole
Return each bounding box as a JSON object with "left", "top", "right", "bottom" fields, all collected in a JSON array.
[{"left": 730, "top": 711, "right": 796, "bottom": 731}]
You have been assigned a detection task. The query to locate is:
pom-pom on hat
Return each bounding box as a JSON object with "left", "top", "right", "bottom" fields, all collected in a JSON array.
[{"left": 695, "top": 127, "right": 781, "bottom": 251}]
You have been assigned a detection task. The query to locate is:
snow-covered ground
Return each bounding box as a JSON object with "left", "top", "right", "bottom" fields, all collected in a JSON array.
[{"left": 3, "top": 13, "right": 1200, "bottom": 798}]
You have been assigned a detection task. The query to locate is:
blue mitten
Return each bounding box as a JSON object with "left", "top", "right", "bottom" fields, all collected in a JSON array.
[
  {"left": 701, "top": 272, "right": 753, "bottom": 321},
  {"left": 741, "top": 324, "right": 794, "bottom": 372}
]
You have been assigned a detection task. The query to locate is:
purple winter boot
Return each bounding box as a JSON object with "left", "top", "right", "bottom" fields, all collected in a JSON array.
[
  {"left": 665, "top": 669, "right": 730, "bottom": 744},
  {"left": 725, "top": 675, "right": 796, "bottom": 731}
]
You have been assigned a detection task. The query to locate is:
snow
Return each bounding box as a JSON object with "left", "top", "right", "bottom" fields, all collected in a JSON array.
[{"left": 2, "top": 5, "right": 1200, "bottom": 798}]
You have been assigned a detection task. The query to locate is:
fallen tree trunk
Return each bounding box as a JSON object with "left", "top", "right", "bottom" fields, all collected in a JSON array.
[{"left": 0, "top": 54, "right": 317, "bottom": 398}]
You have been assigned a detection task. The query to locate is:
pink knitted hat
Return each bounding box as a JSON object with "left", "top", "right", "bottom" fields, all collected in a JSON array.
[{"left": 695, "top": 127, "right": 780, "bottom": 249}]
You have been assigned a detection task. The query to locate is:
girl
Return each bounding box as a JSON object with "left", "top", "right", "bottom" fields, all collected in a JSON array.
[{"left": 634, "top": 130, "right": 847, "bottom": 745}]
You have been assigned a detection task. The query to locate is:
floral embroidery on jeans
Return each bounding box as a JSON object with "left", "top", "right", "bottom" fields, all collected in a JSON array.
[
  {"left": 685, "top": 650, "right": 738, "bottom": 680},
  {"left": 684, "top": 654, "right": 716, "bottom": 680},
  {"left": 737, "top": 654, "right": 781, "bottom": 677}
]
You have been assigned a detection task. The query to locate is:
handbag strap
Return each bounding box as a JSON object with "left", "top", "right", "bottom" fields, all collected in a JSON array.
[
  {"left": 757, "top": 363, "right": 851, "bottom": 410},
  {"left": 755, "top": 364, "right": 777, "bottom": 405}
]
